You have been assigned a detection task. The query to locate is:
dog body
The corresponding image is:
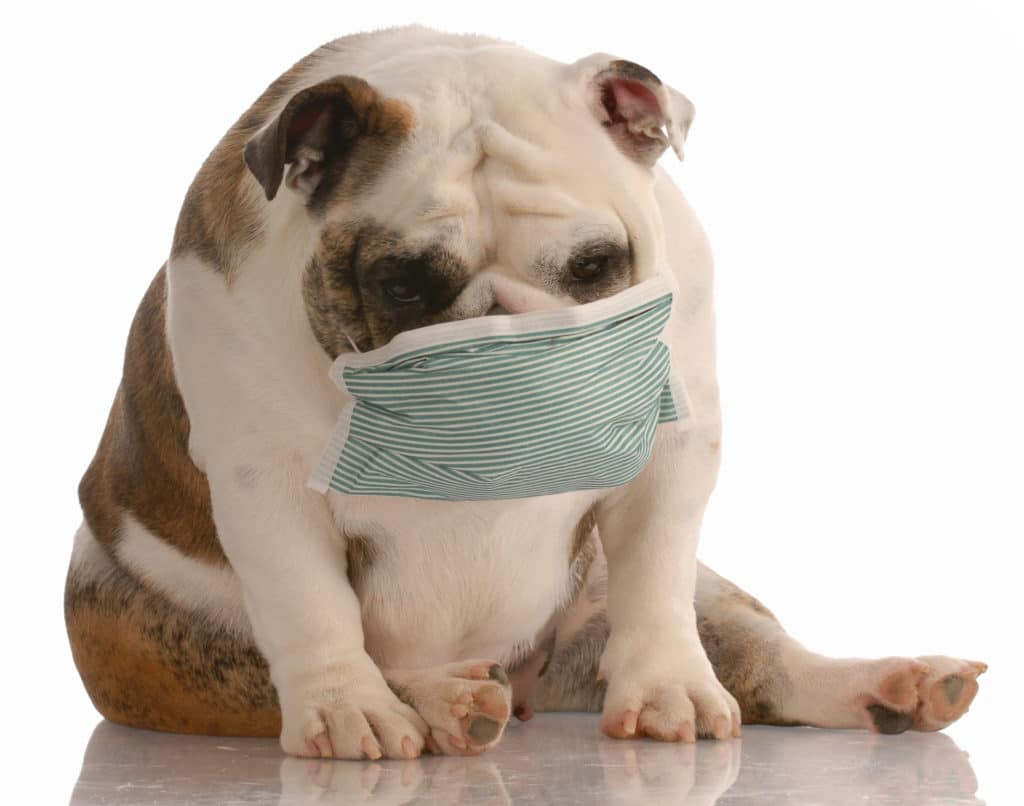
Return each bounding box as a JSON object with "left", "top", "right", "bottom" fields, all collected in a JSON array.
[{"left": 66, "top": 26, "right": 984, "bottom": 758}]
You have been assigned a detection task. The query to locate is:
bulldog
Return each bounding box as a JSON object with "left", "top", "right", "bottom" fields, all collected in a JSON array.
[{"left": 65, "top": 25, "right": 985, "bottom": 760}]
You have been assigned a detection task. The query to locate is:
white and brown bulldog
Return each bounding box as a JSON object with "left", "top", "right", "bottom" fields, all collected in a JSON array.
[{"left": 65, "top": 25, "right": 985, "bottom": 760}]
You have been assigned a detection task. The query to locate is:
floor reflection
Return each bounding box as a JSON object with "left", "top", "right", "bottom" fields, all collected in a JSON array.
[{"left": 69, "top": 714, "right": 981, "bottom": 805}]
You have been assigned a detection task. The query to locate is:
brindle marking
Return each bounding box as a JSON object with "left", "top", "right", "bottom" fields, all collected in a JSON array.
[
  {"left": 65, "top": 559, "right": 279, "bottom": 736},
  {"left": 302, "top": 221, "right": 371, "bottom": 357},
  {"left": 343, "top": 530, "right": 379, "bottom": 592},
  {"left": 532, "top": 612, "right": 610, "bottom": 713},
  {"left": 69, "top": 36, "right": 861, "bottom": 741},
  {"left": 66, "top": 532, "right": 813, "bottom": 735},
  {"left": 532, "top": 561, "right": 800, "bottom": 726},
  {"left": 303, "top": 221, "right": 473, "bottom": 356},
  {"left": 78, "top": 266, "right": 225, "bottom": 564},
  {"left": 694, "top": 565, "right": 797, "bottom": 725},
  {"left": 567, "top": 505, "right": 599, "bottom": 601}
]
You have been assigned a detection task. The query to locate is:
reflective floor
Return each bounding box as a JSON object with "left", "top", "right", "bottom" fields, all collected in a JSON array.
[{"left": 68, "top": 714, "right": 982, "bottom": 805}]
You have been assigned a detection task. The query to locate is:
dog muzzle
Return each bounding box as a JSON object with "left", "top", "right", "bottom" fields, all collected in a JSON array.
[{"left": 308, "top": 274, "right": 692, "bottom": 501}]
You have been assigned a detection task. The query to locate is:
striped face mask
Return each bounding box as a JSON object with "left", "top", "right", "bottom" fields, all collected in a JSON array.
[{"left": 308, "top": 274, "right": 692, "bottom": 501}]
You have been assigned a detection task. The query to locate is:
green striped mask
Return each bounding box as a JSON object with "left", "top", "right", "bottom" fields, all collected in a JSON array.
[{"left": 308, "top": 275, "right": 692, "bottom": 501}]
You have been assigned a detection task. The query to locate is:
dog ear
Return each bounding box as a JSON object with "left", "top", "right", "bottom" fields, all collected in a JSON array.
[
  {"left": 244, "top": 75, "right": 398, "bottom": 203},
  {"left": 574, "top": 55, "right": 694, "bottom": 166}
]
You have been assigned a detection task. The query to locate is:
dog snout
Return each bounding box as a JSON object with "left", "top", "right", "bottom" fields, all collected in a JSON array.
[{"left": 489, "top": 274, "right": 567, "bottom": 315}]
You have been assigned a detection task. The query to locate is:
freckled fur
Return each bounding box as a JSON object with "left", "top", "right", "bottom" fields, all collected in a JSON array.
[{"left": 65, "top": 560, "right": 279, "bottom": 736}]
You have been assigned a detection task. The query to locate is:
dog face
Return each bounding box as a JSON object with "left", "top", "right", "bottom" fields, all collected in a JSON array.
[{"left": 242, "top": 48, "right": 694, "bottom": 356}]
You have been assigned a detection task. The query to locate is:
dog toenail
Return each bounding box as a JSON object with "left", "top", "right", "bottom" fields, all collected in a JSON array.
[
  {"left": 488, "top": 664, "right": 509, "bottom": 686},
  {"left": 942, "top": 675, "right": 965, "bottom": 704},
  {"left": 713, "top": 715, "right": 730, "bottom": 739},
  {"left": 401, "top": 736, "right": 418, "bottom": 759},
  {"left": 361, "top": 735, "right": 382, "bottom": 759},
  {"left": 467, "top": 716, "right": 502, "bottom": 743}
]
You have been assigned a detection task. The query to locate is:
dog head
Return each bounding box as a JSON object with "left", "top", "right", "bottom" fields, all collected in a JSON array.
[{"left": 176, "top": 29, "right": 694, "bottom": 358}]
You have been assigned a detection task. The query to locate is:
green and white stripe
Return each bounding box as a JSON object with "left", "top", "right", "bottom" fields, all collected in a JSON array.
[{"left": 309, "top": 276, "right": 691, "bottom": 501}]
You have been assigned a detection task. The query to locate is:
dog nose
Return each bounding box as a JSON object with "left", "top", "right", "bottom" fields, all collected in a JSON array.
[{"left": 489, "top": 276, "right": 567, "bottom": 315}]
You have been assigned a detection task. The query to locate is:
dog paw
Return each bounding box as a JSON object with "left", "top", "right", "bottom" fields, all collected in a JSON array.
[
  {"left": 278, "top": 656, "right": 431, "bottom": 760},
  {"left": 852, "top": 656, "right": 986, "bottom": 734},
  {"left": 387, "top": 659, "right": 513, "bottom": 755},
  {"left": 598, "top": 637, "right": 741, "bottom": 742},
  {"left": 912, "top": 656, "right": 987, "bottom": 732}
]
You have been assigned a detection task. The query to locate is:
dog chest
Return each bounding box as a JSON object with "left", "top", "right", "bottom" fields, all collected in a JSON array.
[{"left": 335, "top": 492, "right": 596, "bottom": 670}]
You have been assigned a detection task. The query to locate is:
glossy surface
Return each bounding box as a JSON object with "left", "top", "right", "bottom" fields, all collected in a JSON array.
[{"left": 69, "top": 714, "right": 981, "bottom": 805}]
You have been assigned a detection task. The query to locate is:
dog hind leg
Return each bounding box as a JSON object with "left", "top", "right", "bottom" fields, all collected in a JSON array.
[{"left": 531, "top": 546, "right": 984, "bottom": 734}]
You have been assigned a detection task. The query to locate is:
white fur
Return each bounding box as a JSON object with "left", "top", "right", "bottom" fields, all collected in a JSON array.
[
  {"left": 70, "top": 521, "right": 116, "bottom": 579},
  {"left": 166, "top": 26, "right": 732, "bottom": 754},
  {"left": 113, "top": 513, "right": 249, "bottom": 636}
]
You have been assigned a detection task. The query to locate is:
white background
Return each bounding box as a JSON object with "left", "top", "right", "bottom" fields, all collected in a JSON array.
[{"left": 1, "top": 1, "right": 1021, "bottom": 802}]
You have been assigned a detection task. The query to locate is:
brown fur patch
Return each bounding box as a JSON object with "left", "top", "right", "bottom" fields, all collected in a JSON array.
[
  {"left": 303, "top": 221, "right": 472, "bottom": 357},
  {"left": 532, "top": 611, "right": 610, "bottom": 713},
  {"left": 607, "top": 59, "right": 664, "bottom": 87},
  {"left": 695, "top": 613, "right": 796, "bottom": 726},
  {"left": 532, "top": 562, "right": 800, "bottom": 725},
  {"left": 304, "top": 80, "right": 415, "bottom": 216},
  {"left": 693, "top": 566, "right": 795, "bottom": 725},
  {"left": 65, "top": 562, "right": 279, "bottom": 736},
  {"left": 303, "top": 221, "right": 368, "bottom": 357},
  {"left": 172, "top": 44, "right": 415, "bottom": 276},
  {"left": 170, "top": 48, "right": 324, "bottom": 273},
  {"left": 78, "top": 267, "right": 226, "bottom": 564},
  {"left": 343, "top": 531, "right": 379, "bottom": 592},
  {"left": 701, "top": 565, "right": 777, "bottom": 620},
  {"left": 566, "top": 505, "right": 599, "bottom": 601}
]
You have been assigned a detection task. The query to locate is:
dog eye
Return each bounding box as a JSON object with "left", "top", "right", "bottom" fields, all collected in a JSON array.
[
  {"left": 382, "top": 278, "right": 422, "bottom": 303},
  {"left": 569, "top": 253, "right": 612, "bottom": 282}
]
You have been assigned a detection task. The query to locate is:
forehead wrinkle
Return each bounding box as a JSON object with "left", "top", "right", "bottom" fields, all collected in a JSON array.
[
  {"left": 491, "top": 179, "right": 578, "bottom": 219},
  {"left": 476, "top": 120, "right": 553, "bottom": 183}
]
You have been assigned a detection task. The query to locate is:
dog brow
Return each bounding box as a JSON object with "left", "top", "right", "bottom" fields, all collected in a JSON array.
[{"left": 494, "top": 181, "right": 577, "bottom": 219}]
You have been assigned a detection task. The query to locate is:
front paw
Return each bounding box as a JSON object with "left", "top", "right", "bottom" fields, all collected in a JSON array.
[
  {"left": 598, "top": 636, "right": 741, "bottom": 742},
  {"left": 278, "top": 655, "right": 430, "bottom": 760}
]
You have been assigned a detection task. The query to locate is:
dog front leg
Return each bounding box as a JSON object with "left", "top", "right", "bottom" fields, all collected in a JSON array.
[
  {"left": 595, "top": 427, "right": 741, "bottom": 741},
  {"left": 207, "top": 450, "right": 429, "bottom": 759}
]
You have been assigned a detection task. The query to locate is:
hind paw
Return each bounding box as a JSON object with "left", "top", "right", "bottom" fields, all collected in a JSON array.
[
  {"left": 912, "top": 656, "right": 987, "bottom": 732},
  {"left": 387, "top": 659, "right": 512, "bottom": 756},
  {"left": 856, "top": 656, "right": 986, "bottom": 734}
]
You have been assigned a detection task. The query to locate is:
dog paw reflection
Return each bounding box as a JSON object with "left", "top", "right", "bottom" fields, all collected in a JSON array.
[
  {"left": 68, "top": 714, "right": 981, "bottom": 805},
  {"left": 279, "top": 754, "right": 509, "bottom": 804},
  {"left": 596, "top": 734, "right": 742, "bottom": 804}
]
